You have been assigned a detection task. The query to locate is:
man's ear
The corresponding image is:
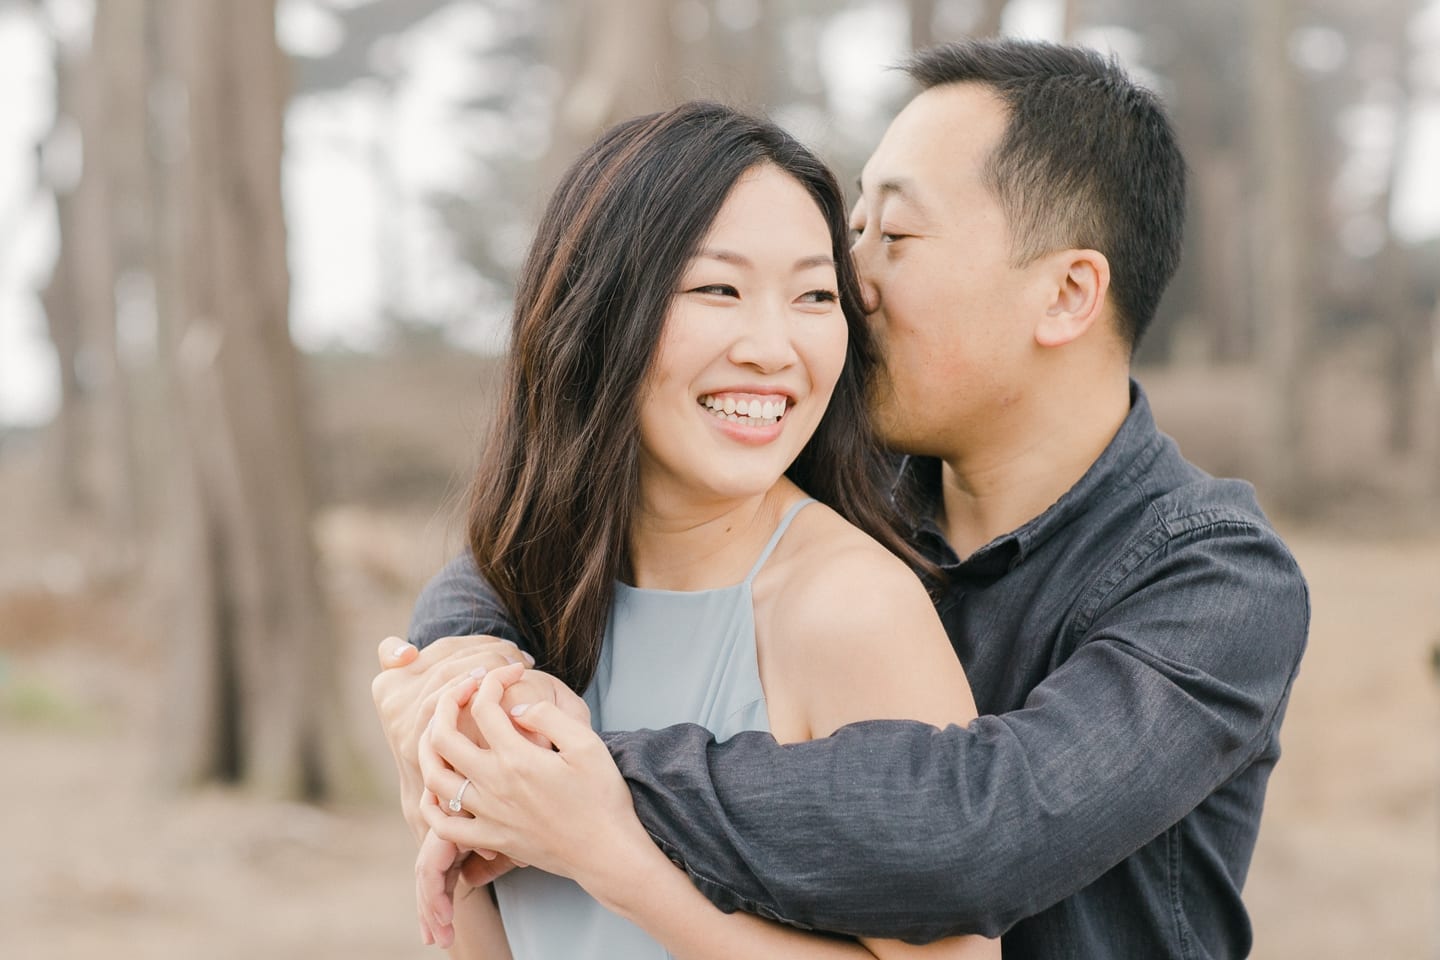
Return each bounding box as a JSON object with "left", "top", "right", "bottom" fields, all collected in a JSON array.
[{"left": 1035, "top": 249, "right": 1110, "bottom": 348}]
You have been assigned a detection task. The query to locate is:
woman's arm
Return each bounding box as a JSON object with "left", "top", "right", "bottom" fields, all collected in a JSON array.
[
  {"left": 446, "top": 878, "right": 513, "bottom": 960},
  {"left": 422, "top": 668, "right": 988, "bottom": 959}
]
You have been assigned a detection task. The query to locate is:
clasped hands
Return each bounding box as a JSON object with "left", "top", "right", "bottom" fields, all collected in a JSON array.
[{"left": 373, "top": 635, "right": 639, "bottom": 948}]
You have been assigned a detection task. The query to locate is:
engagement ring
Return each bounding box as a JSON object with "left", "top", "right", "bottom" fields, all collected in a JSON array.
[{"left": 448, "top": 778, "right": 472, "bottom": 813}]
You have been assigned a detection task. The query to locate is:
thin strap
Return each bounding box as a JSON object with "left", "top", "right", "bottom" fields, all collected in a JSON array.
[{"left": 743, "top": 498, "right": 817, "bottom": 584}]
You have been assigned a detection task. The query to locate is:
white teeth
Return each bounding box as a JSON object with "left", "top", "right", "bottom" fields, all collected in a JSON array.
[{"left": 697, "top": 394, "right": 788, "bottom": 427}]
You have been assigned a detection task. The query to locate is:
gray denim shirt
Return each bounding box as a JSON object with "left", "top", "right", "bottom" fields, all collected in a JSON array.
[{"left": 408, "top": 381, "right": 1309, "bottom": 958}]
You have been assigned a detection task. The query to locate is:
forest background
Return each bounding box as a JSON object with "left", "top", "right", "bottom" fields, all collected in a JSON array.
[{"left": 0, "top": 0, "right": 1436, "bottom": 957}]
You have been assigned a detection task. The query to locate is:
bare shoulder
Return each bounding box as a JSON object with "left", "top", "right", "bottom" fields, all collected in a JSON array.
[
  {"left": 756, "top": 502, "right": 976, "bottom": 740},
  {"left": 762, "top": 502, "right": 935, "bottom": 636}
]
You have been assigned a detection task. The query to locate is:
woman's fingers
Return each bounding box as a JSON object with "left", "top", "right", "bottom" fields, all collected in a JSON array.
[
  {"left": 468, "top": 662, "right": 532, "bottom": 753},
  {"left": 421, "top": 783, "right": 502, "bottom": 852},
  {"left": 508, "top": 699, "right": 597, "bottom": 756},
  {"left": 425, "top": 677, "right": 500, "bottom": 799}
]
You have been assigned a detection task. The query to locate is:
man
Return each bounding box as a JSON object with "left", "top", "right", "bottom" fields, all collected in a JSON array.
[{"left": 374, "top": 38, "right": 1308, "bottom": 957}]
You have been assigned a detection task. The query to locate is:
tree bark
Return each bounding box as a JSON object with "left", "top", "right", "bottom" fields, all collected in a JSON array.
[
  {"left": 149, "top": 0, "right": 361, "bottom": 799},
  {"left": 909, "top": 0, "right": 938, "bottom": 49},
  {"left": 1249, "top": 0, "right": 1309, "bottom": 514},
  {"left": 974, "top": 0, "right": 1008, "bottom": 37},
  {"left": 1377, "top": 14, "right": 1421, "bottom": 456},
  {"left": 545, "top": 0, "right": 677, "bottom": 183},
  {"left": 35, "top": 1, "right": 144, "bottom": 542}
]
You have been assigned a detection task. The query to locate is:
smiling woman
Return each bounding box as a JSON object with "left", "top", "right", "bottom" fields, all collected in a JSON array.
[
  {"left": 402, "top": 100, "right": 995, "bottom": 959},
  {"left": 637, "top": 164, "right": 849, "bottom": 517}
]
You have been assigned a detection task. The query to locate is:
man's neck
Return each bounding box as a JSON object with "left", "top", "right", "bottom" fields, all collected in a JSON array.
[{"left": 937, "top": 376, "right": 1131, "bottom": 559}]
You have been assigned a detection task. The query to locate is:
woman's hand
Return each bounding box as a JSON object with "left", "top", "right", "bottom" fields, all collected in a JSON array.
[
  {"left": 419, "top": 664, "right": 654, "bottom": 901},
  {"left": 372, "top": 634, "right": 535, "bottom": 844}
]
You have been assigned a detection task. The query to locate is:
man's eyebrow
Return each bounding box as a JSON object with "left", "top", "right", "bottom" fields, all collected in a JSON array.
[{"left": 854, "top": 176, "right": 922, "bottom": 203}]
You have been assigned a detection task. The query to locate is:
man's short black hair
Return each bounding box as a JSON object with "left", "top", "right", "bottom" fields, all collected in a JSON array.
[{"left": 904, "top": 39, "right": 1187, "bottom": 350}]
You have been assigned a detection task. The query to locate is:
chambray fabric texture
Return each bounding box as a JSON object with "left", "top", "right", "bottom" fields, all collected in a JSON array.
[{"left": 408, "top": 381, "right": 1310, "bottom": 959}]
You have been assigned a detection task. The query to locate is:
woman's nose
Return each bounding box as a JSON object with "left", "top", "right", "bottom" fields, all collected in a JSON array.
[{"left": 730, "top": 304, "right": 798, "bottom": 372}]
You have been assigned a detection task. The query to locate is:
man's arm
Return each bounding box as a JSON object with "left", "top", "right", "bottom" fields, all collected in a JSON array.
[
  {"left": 408, "top": 552, "right": 528, "bottom": 651},
  {"left": 600, "top": 518, "right": 1308, "bottom": 941}
]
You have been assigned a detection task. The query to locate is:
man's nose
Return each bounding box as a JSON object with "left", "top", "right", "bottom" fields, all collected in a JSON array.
[{"left": 857, "top": 274, "right": 881, "bottom": 316}]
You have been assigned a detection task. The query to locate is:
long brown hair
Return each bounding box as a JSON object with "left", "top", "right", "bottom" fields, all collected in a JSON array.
[{"left": 469, "top": 101, "right": 919, "bottom": 692}]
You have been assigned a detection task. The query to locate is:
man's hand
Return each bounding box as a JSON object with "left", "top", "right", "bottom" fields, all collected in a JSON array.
[{"left": 372, "top": 634, "right": 587, "bottom": 844}]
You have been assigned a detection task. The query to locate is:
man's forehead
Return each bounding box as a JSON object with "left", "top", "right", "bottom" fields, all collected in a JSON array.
[{"left": 859, "top": 85, "right": 1004, "bottom": 201}]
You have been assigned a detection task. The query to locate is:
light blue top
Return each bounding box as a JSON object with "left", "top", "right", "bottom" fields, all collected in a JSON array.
[{"left": 492, "top": 498, "right": 816, "bottom": 959}]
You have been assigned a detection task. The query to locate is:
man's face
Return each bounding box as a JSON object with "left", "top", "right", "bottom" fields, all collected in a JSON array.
[{"left": 850, "top": 83, "right": 1043, "bottom": 460}]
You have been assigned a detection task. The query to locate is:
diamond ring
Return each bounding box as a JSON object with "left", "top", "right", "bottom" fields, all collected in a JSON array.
[{"left": 448, "top": 778, "right": 473, "bottom": 814}]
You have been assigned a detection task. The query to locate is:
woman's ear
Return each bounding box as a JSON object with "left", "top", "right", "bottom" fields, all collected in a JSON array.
[{"left": 1035, "top": 249, "right": 1110, "bottom": 348}]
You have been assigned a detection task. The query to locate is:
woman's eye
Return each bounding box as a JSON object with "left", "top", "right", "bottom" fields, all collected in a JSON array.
[
  {"left": 690, "top": 284, "right": 739, "bottom": 297},
  {"left": 799, "top": 289, "right": 839, "bottom": 304}
]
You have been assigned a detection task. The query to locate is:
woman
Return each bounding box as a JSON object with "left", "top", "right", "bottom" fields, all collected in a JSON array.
[{"left": 412, "top": 101, "right": 995, "bottom": 959}]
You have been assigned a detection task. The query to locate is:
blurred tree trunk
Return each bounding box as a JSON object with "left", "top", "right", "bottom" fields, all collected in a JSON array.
[
  {"left": 909, "top": 0, "right": 938, "bottom": 48},
  {"left": 148, "top": 0, "right": 362, "bottom": 800},
  {"left": 41, "top": 12, "right": 132, "bottom": 532},
  {"left": 1060, "top": 0, "right": 1080, "bottom": 40},
  {"left": 974, "top": 0, "right": 1008, "bottom": 37},
  {"left": 545, "top": 0, "right": 678, "bottom": 182},
  {"left": 1377, "top": 17, "right": 1423, "bottom": 457},
  {"left": 1249, "top": 0, "right": 1309, "bottom": 513}
]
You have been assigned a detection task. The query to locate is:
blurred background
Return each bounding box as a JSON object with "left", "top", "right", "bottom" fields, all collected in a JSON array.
[{"left": 0, "top": 0, "right": 1435, "bottom": 957}]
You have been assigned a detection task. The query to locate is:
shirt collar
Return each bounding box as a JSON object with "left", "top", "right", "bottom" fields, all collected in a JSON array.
[{"left": 895, "top": 379, "right": 1162, "bottom": 576}]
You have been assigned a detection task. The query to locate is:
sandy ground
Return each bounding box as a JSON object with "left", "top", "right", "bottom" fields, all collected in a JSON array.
[{"left": 0, "top": 509, "right": 1433, "bottom": 959}]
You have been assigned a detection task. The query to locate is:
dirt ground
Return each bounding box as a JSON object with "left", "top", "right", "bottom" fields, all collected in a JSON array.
[{"left": 1, "top": 354, "right": 1436, "bottom": 958}]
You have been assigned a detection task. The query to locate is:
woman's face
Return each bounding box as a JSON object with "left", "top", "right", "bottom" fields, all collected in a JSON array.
[{"left": 637, "top": 164, "right": 848, "bottom": 511}]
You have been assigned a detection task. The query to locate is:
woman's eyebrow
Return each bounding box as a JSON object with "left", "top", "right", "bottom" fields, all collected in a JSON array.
[{"left": 695, "top": 250, "right": 836, "bottom": 272}]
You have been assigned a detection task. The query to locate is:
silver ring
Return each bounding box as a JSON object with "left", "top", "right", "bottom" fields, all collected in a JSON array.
[{"left": 448, "top": 778, "right": 472, "bottom": 814}]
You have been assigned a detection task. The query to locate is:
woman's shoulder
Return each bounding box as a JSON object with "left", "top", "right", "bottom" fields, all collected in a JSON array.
[
  {"left": 756, "top": 495, "right": 973, "bottom": 741},
  {"left": 760, "top": 497, "right": 935, "bottom": 640}
]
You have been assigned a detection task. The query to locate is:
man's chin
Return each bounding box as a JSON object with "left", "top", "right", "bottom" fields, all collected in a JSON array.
[{"left": 868, "top": 400, "right": 912, "bottom": 453}]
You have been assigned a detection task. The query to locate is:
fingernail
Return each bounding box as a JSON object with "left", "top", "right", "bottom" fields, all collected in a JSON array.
[
  {"left": 509, "top": 703, "right": 532, "bottom": 717},
  {"left": 469, "top": 666, "right": 487, "bottom": 679},
  {"left": 390, "top": 641, "right": 415, "bottom": 659},
  {"left": 521, "top": 651, "right": 536, "bottom": 666},
  {"left": 502, "top": 654, "right": 519, "bottom": 665}
]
